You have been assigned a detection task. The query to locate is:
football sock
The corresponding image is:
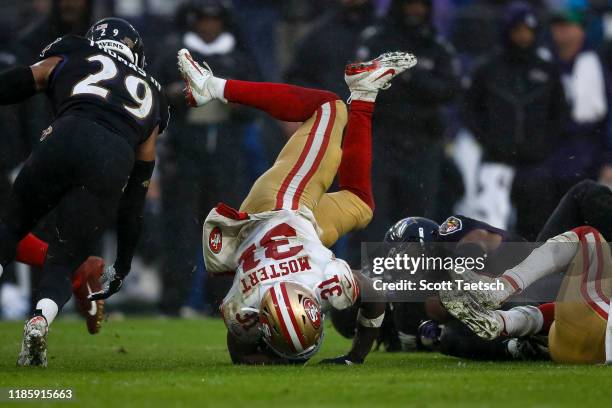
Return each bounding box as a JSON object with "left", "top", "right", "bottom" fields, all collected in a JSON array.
[
  {"left": 35, "top": 298, "right": 58, "bottom": 325},
  {"left": 338, "top": 100, "right": 375, "bottom": 209},
  {"left": 496, "top": 306, "right": 543, "bottom": 337},
  {"left": 224, "top": 80, "right": 339, "bottom": 122},
  {"left": 502, "top": 232, "right": 579, "bottom": 293},
  {"left": 537, "top": 303, "right": 555, "bottom": 334},
  {"left": 208, "top": 76, "right": 227, "bottom": 101},
  {"left": 15, "top": 234, "right": 48, "bottom": 269}
]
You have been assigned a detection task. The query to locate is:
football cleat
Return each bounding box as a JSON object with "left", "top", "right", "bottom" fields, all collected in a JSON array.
[
  {"left": 72, "top": 256, "right": 105, "bottom": 335},
  {"left": 177, "top": 48, "right": 222, "bottom": 107},
  {"left": 439, "top": 288, "right": 503, "bottom": 340},
  {"left": 345, "top": 51, "right": 418, "bottom": 102},
  {"left": 17, "top": 314, "right": 48, "bottom": 367},
  {"left": 445, "top": 268, "right": 515, "bottom": 311}
]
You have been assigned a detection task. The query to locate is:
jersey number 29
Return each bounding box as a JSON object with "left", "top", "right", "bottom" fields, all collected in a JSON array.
[{"left": 72, "top": 54, "right": 153, "bottom": 119}]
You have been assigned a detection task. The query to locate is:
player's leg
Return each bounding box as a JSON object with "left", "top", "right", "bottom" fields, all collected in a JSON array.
[
  {"left": 178, "top": 48, "right": 346, "bottom": 212},
  {"left": 441, "top": 226, "right": 607, "bottom": 340},
  {"left": 17, "top": 120, "right": 133, "bottom": 366},
  {"left": 237, "top": 94, "right": 347, "bottom": 213},
  {"left": 314, "top": 100, "right": 374, "bottom": 247},
  {"left": 313, "top": 54, "right": 418, "bottom": 246},
  {"left": 10, "top": 232, "right": 105, "bottom": 334},
  {"left": 178, "top": 50, "right": 416, "bottom": 216},
  {"left": 0, "top": 122, "right": 107, "bottom": 335},
  {"left": 0, "top": 137, "right": 69, "bottom": 274},
  {"left": 537, "top": 179, "right": 612, "bottom": 241},
  {"left": 548, "top": 227, "right": 612, "bottom": 363}
]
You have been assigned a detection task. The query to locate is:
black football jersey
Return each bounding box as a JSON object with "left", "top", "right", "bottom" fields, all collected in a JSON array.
[
  {"left": 436, "top": 215, "right": 524, "bottom": 245},
  {"left": 39, "top": 35, "right": 169, "bottom": 148},
  {"left": 437, "top": 215, "right": 530, "bottom": 276}
]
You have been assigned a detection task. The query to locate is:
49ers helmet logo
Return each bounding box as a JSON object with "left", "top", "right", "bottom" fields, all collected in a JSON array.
[
  {"left": 209, "top": 226, "right": 223, "bottom": 254},
  {"left": 302, "top": 297, "right": 321, "bottom": 329}
]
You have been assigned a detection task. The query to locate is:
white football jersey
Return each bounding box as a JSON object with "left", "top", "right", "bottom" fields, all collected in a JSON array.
[{"left": 203, "top": 205, "right": 359, "bottom": 344}]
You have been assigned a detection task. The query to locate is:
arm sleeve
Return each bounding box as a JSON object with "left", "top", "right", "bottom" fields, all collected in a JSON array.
[
  {"left": 114, "top": 160, "right": 155, "bottom": 277},
  {"left": 0, "top": 66, "right": 37, "bottom": 105}
]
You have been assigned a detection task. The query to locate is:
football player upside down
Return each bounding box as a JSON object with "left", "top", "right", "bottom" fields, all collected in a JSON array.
[{"left": 178, "top": 49, "right": 417, "bottom": 364}]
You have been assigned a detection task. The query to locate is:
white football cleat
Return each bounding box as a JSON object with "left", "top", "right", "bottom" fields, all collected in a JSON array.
[
  {"left": 345, "top": 51, "right": 418, "bottom": 102},
  {"left": 454, "top": 269, "right": 516, "bottom": 310},
  {"left": 17, "top": 315, "right": 48, "bottom": 367},
  {"left": 177, "top": 48, "right": 224, "bottom": 107},
  {"left": 439, "top": 288, "right": 504, "bottom": 340}
]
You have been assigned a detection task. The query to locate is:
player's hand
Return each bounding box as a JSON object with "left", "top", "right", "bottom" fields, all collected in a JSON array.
[
  {"left": 319, "top": 355, "right": 363, "bottom": 365},
  {"left": 88, "top": 265, "right": 123, "bottom": 301}
]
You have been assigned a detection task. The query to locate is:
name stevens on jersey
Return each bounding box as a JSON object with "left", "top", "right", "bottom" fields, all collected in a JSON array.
[
  {"left": 89, "top": 39, "right": 162, "bottom": 92},
  {"left": 240, "top": 256, "right": 312, "bottom": 294}
]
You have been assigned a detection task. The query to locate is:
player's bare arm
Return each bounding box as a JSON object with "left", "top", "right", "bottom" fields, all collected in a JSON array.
[{"left": 323, "top": 271, "right": 386, "bottom": 365}]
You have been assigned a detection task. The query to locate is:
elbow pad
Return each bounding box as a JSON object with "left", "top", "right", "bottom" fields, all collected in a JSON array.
[{"left": 0, "top": 66, "right": 37, "bottom": 105}]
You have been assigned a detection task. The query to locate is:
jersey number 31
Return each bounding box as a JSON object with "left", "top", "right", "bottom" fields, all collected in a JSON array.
[{"left": 72, "top": 54, "right": 153, "bottom": 119}]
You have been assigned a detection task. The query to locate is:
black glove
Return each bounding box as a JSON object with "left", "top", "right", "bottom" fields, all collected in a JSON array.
[
  {"left": 319, "top": 355, "right": 364, "bottom": 365},
  {"left": 88, "top": 266, "right": 124, "bottom": 301}
]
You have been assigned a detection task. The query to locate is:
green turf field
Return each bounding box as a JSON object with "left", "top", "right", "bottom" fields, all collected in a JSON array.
[{"left": 0, "top": 318, "right": 611, "bottom": 407}]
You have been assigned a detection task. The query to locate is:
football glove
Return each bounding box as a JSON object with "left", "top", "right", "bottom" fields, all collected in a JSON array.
[
  {"left": 88, "top": 265, "right": 124, "bottom": 301},
  {"left": 319, "top": 355, "right": 364, "bottom": 365}
]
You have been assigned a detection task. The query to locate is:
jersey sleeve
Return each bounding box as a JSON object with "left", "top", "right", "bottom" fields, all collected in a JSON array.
[
  {"left": 318, "top": 259, "right": 360, "bottom": 311},
  {"left": 39, "top": 35, "right": 86, "bottom": 60}
]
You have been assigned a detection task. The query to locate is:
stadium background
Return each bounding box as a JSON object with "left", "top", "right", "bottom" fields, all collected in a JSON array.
[{"left": 0, "top": 0, "right": 611, "bottom": 321}]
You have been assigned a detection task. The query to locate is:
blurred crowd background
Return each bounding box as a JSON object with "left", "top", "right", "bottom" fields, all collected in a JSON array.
[{"left": 1, "top": 0, "right": 612, "bottom": 319}]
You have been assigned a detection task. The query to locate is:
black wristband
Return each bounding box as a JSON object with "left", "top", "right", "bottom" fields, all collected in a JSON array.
[{"left": 0, "top": 66, "right": 37, "bottom": 105}]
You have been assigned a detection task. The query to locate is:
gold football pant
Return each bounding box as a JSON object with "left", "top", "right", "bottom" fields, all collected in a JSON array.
[
  {"left": 239, "top": 100, "right": 372, "bottom": 247},
  {"left": 549, "top": 227, "right": 612, "bottom": 364}
]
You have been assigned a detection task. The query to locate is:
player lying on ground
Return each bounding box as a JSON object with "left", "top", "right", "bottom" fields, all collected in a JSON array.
[
  {"left": 0, "top": 17, "right": 169, "bottom": 367},
  {"left": 441, "top": 225, "right": 612, "bottom": 364},
  {"left": 178, "top": 48, "right": 417, "bottom": 364},
  {"left": 333, "top": 179, "right": 611, "bottom": 360},
  {"left": 331, "top": 216, "right": 547, "bottom": 360}
]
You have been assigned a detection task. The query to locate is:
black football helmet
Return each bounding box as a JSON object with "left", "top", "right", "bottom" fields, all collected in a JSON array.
[
  {"left": 86, "top": 17, "right": 146, "bottom": 68},
  {"left": 384, "top": 217, "right": 439, "bottom": 244}
]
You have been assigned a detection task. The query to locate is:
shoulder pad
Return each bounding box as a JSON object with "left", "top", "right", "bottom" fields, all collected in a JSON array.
[{"left": 39, "top": 35, "right": 90, "bottom": 60}]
